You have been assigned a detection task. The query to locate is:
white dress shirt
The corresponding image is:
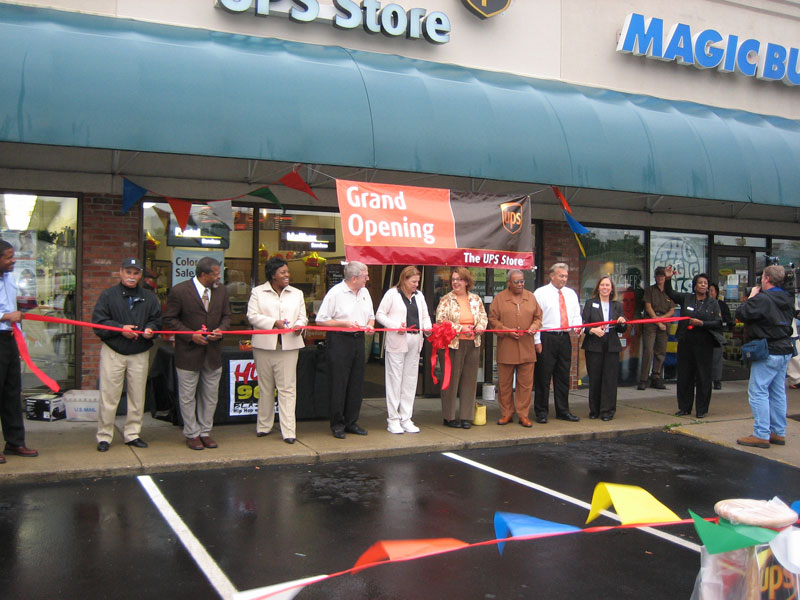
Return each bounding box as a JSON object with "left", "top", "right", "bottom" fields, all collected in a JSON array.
[
  {"left": 0, "top": 273, "right": 18, "bottom": 332},
  {"left": 533, "top": 282, "right": 582, "bottom": 343},
  {"left": 317, "top": 280, "right": 375, "bottom": 327}
]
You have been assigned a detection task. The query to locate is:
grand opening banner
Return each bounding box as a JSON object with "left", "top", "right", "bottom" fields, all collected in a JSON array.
[{"left": 335, "top": 180, "right": 533, "bottom": 269}]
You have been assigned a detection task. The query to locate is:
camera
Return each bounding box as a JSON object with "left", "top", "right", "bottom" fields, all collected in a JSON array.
[{"left": 754, "top": 255, "right": 798, "bottom": 295}]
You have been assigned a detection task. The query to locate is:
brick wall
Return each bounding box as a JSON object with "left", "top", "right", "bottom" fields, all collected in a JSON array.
[
  {"left": 541, "top": 219, "right": 583, "bottom": 390},
  {"left": 80, "top": 195, "right": 140, "bottom": 388}
]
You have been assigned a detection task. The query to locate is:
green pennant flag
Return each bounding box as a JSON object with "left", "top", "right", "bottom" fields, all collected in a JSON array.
[
  {"left": 689, "top": 509, "right": 778, "bottom": 554},
  {"left": 248, "top": 186, "right": 283, "bottom": 209}
]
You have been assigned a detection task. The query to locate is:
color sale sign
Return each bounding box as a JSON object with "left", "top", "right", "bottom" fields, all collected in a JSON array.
[{"left": 335, "top": 180, "right": 532, "bottom": 268}]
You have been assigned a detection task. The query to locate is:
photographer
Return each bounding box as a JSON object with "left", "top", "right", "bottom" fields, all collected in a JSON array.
[{"left": 735, "top": 265, "right": 796, "bottom": 449}]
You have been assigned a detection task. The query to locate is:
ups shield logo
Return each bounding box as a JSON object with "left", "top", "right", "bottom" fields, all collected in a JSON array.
[
  {"left": 500, "top": 201, "right": 523, "bottom": 235},
  {"left": 462, "top": 0, "right": 512, "bottom": 19}
]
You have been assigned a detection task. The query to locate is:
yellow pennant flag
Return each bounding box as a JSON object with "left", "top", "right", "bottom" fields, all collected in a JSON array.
[{"left": 586, "top": 482, "right": 681, "bottom": 525}]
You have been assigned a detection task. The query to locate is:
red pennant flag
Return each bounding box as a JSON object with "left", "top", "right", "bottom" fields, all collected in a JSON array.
[
  {"left": 551, "top": 186, "right": 571, "bottom": 214},
  {"left": 167, "top": 197, "right": 193, "bottom": 232},
  {"left": 353, "top": 539, "right": 468, "bottom": 568},
  {"left": 278, "top": 170, "right": 319, "bottom": 201}
]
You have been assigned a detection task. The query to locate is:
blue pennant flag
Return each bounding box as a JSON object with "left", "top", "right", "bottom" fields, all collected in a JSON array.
[
  {"left": 494, "top": 512, "right": 581, "bottom": 555},
  {"left": 563, "top": 209, "right": 589, "bottom": 235},
  {"left": 122, "top": 178, "right": 148, "bottom": 214}
]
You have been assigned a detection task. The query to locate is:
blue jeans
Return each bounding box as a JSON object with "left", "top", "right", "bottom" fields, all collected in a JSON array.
[{"left": 747, "top": 353, "right": 791, "bottom": 439}]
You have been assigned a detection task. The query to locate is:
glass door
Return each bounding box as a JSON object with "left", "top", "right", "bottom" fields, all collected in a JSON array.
[{"left": 711, "top": 247, "right": 754, "bottom": 380}]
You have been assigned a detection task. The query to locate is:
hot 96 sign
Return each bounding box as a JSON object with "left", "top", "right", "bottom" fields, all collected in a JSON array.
[{"left": 229, "top": 359, "right": 260, "bottom": 416}]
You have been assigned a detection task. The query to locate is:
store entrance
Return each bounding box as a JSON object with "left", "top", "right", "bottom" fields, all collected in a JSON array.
[{"left": 710, "top": 247, "right": 756, "bottom": 380}]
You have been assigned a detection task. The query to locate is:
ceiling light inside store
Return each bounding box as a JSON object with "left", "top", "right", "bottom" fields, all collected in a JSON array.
[{"left": 3, "top": 195, "right": 37, "bottom": 231}]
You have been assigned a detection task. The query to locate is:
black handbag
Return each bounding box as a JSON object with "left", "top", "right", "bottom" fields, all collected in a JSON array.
[{"left": 741, "top": 338, "right": 769, "bottom": 362}]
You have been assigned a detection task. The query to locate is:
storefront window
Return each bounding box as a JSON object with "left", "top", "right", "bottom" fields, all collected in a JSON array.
[
  {"left": 0, "top": 194, "right": 78, "bottom": 391},
  {"left": 713, "top": 235, "right": 766, "bottom": 248},
  {"left": 143, "top": 202, "right": 254, "bottom": 341},
  {"left": 579, "top": 228, "right": 646, "bottom": 386},
  {"left": 650, "top": 231, "right": 708, "bottom": 293}
]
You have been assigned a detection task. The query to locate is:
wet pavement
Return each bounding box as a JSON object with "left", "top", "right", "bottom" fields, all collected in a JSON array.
[{"left": 2, "top": 431, "right": 799, "bottom": 599}]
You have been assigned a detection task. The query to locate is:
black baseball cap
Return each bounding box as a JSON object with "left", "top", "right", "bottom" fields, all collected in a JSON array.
[{"left": 121, "top": 258, "right": 143, "bottom": 271}]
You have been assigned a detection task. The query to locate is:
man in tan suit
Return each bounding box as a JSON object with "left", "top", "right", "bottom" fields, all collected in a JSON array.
[
  {"left": 488, "top": 270, "right": 543, "bottom": 427},
  {"left": 163, "top": 257, "right": 231, "bottom": 450}
]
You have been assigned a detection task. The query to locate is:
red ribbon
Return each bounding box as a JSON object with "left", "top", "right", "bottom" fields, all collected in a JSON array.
[
  {"left": 13, "top": 323, "right": 60, "bottom": 392},
  {"left": 17, "top": 314, "right": 690, "bottom": 391},
  {"left": 427, "top": 322, "right": 457, "bottom": 390}
]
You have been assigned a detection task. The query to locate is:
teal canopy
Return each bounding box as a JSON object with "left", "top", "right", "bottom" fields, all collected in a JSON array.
[{"left": 1, "top": 4, "right": 798, "bottom": 206}]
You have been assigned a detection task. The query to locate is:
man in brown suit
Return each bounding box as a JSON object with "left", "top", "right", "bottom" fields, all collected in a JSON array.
[
  {"left": 488, "top": 270, "right": 543, "bottom": 427},
  {"left": 163, "top": 257, "right": 231, "bottom": 450}
]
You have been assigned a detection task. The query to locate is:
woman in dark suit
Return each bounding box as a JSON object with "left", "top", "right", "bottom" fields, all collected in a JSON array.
[
  {"left": 581, "top": 276, "right": 627, "bottom": 421},
  {"left": 664, "top": 266, "right": 722, "bottom": 418}
]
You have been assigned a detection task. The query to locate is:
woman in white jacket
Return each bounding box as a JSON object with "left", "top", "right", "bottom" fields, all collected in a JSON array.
[
  {"left": 376, "top": 266, "right": 432, "bottom": 434},
  {"left": 247, "top": 257, "right": 308, "bottom": 443}
]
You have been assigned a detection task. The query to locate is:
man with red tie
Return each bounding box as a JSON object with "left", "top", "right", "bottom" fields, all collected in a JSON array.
[{"left": 533, "top": 263, "right": 583, "bottom": 423}]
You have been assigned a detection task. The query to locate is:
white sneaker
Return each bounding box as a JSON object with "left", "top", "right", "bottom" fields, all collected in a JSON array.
[
  {"left": 387, "top": 422, "right": 405, "bottom": 434},
  {"left": 401, "top": 421, "right": 420, "bottom": 433}
]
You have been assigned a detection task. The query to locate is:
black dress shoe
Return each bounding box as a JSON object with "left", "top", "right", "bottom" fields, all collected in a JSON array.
[
  {"left": 125, "top": 438, "right": 148, "bottom": 448},
  {"left": 535, "top": 416, "right": 548, "bottom": 424},
  {"left": 284, "top": 437, "right": 296, "bottom": 444},
  {"left": 443, "top": 419, "right": 462, "bottom": 428},
  {"left": 461, "top": 420, "right": 472, "bottom": 429},
  {"left": 651, "top": 380, "right": 667, "bottom": 390},
  {"left": 713, "top": 381, "right": 721, "bottom": 390},
  {"left": 344, "top": 424, "right": 368, "bottom": 435},
  {"left": 556, "top": 413, "right": 580, "bottom": 422},
  {"left": 674, "top": 410, "right": 690, "bottom": 416},
  {"left": 636, "top": 382, "right": 647, "bottom": 390},
  {"left": 332, "top": 430, "right": 346, "bottom": 439},
  {"left": 601, "top": 416, "right": 612, "bottom": 421},
  {"left": 589, "top": 414, "right": 599, "bottom": 419},
  {"left": 696, "top": 413, "right": 707, "bottom": 418},
  {"left": 256, "top": 431, "right": 270, "bottom": 437},
  {"left": 97, "top": 441, "right": 110, "bottom": 452}
]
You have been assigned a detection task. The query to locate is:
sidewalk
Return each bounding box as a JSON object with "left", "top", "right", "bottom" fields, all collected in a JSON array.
[{"left": 3, "top": 382, "right": 799, "bottom": 484}]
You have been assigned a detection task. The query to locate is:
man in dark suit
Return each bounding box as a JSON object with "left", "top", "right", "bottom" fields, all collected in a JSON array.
[{"left": 163, "top": 257, "right": 231, "bottom": 450}]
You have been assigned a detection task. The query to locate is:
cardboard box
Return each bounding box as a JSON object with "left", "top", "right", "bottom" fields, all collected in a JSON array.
[
  {"left": 62, "top": 389, "right": 100, "bottom": 422},
  {"left": 25, "top": 394, "right": 66, "bottom": 421}
]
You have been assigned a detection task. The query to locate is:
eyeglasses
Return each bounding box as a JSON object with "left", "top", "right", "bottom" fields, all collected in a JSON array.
[
  {"left": 451, "top": 277, "right": 462, "bottom": 282},
  {"left": 510, "top": 279, "right": 525, "bottom": 285}
]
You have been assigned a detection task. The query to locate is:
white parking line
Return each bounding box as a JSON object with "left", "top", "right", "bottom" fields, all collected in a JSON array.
[
  {"left": 442, "top": 451, "right": 701, "bottom": 553},
  {"left": 138, "top": 475, "right": 239, "bottom": 599}
]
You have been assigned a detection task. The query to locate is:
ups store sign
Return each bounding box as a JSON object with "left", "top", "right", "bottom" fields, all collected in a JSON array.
[{"left": 216, "top": 0, "right": 452, "bottom": 44}]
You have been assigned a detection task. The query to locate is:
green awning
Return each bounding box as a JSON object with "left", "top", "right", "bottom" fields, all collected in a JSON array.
[{"left": 1, "top": 4, "right": 798, "bottom": 206}]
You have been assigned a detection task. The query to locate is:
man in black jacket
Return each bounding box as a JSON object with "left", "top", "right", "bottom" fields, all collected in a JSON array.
[
  {"left": 735, "top": 265, "right": 796, "bottom": 449},
  {"left": 92, "top": 258, "right": 162, "bottom": 452}
]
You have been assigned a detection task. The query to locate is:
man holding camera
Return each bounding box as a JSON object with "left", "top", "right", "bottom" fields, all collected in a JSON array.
[{"left": 735, "top": 265, "right": 796, "bottom": 449}]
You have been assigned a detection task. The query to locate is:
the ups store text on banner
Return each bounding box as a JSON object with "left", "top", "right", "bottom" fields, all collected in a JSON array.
[{"left": 335, "top": 180, "right": 533, "bottom": 269}]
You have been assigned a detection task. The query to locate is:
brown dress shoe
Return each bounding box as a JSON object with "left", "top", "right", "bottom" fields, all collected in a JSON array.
[
  {"left": 496, "top": 415, "right": 514, "bottom": 425},
  {"left": 200, "top": 436, "right": 218, "bottom": 448},
  {"left": 769, "top": 433, "right": 786, "bottom": 446},
  {"left": 186, "top": 437, "right": 204, "bottom": 451},
  {"left": 737, "top": 435, "right": 770, "bottom": 449},
  {"left": 0, "top": 454, "right": 5, "bottom": 464},
  {"left": 519, "top": 416, "right": 533, "bottom": 428},
  {"left": 4, "top": 444, "right": 38, "bottom": 457}
]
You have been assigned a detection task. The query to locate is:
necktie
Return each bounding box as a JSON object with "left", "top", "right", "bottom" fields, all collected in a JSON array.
[
  {"left": 558, "top": 289, "right": 569, "bottom": 330},
  {"left": 202, "top": 287, "right": 210, "bottom": 312}
]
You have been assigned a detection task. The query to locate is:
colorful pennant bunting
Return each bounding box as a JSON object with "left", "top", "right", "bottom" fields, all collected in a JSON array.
[
  {"left": 279, "top": 170, "right": 319, "bottom": 201},
  {"left": 247, "top": 186, "right": 284, "bottom": 209},
  {"left": 208, "top": 199, "right": 234, "bottom": 231},
  {"left": 551, "top": 185, "right": 571, "bottom": 213},
  {"left": 586, "top": 482, "right": 681, "bottom": 525},
  {"left": 167, "top": 197, "right": 193, "bottom": 232},
  {"left": 563, "top": 209, "right": 589, "bottom": 235}
]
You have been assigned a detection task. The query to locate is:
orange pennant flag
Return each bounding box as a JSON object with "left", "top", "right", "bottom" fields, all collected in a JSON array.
[
  {"left": 167, "top": 197, "right": 193, "bottom": 232},
  {"left": 353, "top": 538, "right": 468, "bottom": 568},
  {"left": 551, "top": 186, "right": 571, "bottom": 213}
]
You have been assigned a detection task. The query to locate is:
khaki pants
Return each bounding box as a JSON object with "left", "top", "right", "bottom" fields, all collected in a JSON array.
[
  {"left": 97, "top": 344, "right": 149, "bottom": 444},
  {"left": 253, "top": 347, "right": 299, "bottom": 439},
  {"left": 497, "top": 362, "right": 534, "bottom": 419},
  {"left": 440, "top": 342, "right": 479, "bottom": 422},
  {"left": 176, "top": 365, "right": 221, "bottom": 439}
]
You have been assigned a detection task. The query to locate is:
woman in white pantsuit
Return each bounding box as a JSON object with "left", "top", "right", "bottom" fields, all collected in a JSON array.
[
  {"left": 247, "top": 257, "right": 307, "bottom": 444},
  {"left": 376, "top": 266, "right": 432, "bottom": 434}
]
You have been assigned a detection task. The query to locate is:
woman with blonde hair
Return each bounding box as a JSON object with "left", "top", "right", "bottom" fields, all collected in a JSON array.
[
  {"left": 376, "top": 266, "right": 432, "bottom": 434},
  {"left": 435, "top": 267, "right": 487, "bottom": 428}
]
